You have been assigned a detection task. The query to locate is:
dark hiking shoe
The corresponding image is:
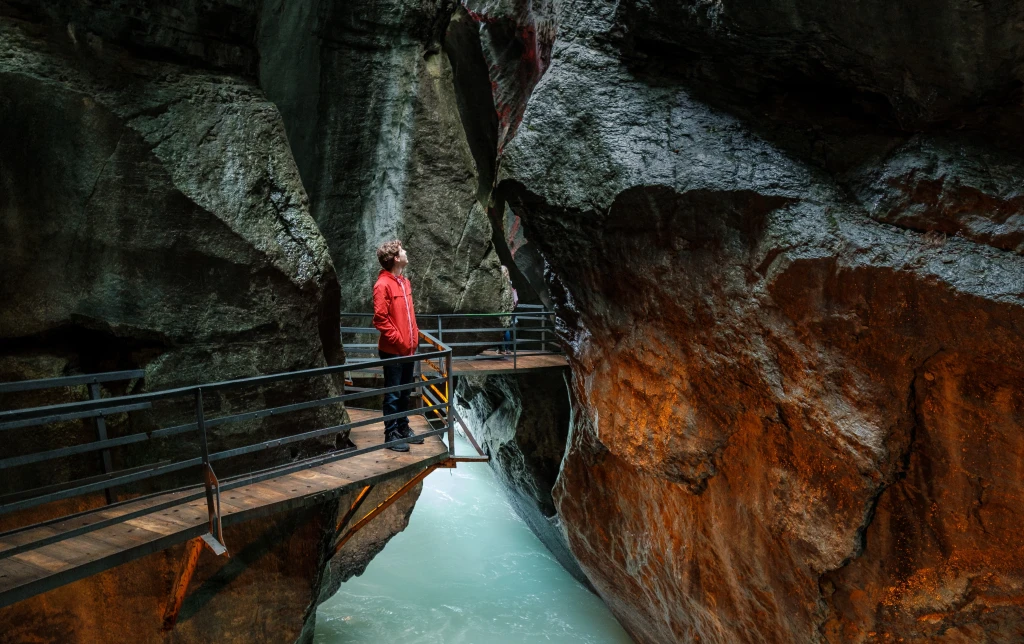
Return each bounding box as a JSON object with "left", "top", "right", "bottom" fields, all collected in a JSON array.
[
  {"left": 385, "top": 430, "right": 410, "bottom": 452},
  {"left": 399, "top": 425, "right": 425, "bottom": 444}
]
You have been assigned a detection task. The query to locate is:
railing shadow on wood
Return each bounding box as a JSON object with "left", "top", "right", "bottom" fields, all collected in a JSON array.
[{"left": 0, "top": 330, "right": 454, "bottom": 562}]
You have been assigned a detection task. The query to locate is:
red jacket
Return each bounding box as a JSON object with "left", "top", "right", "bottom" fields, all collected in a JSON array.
[{"left": 372, "top": 270, "right": 419, "bottom": 355}]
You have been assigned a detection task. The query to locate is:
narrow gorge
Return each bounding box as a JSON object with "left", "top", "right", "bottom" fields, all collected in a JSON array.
[{"left": 2, "top": 1, "right": 1024, "bottom": 643}]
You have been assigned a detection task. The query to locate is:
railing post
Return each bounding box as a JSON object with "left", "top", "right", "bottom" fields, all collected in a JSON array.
[
  {"left": 445, "top": 350, "right": 454, "bottom": 455},
  {"left": 195, "top": 388, "right": 210, "bottom": 467},
  {"left": 512, "top": 313, "right": 518, "bottom": 370},
  {"left": 195, "top": 388, "right": 225, "bottom": 549},
  {"left": 88, "top": 382, "right": 115, "bottom": 504}
]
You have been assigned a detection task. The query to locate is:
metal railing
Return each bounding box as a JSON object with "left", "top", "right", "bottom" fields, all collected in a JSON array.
[
  {"left": 0, "top": 330, "right": 455, "bottom": 558},
  {"left": 341, "top": 308, "right": 560, "bottom": 371}
]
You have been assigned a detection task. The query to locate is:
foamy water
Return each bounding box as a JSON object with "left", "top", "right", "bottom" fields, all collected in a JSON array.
[{"left": 314, "top": 435, "right": 632, "bottom": 644}]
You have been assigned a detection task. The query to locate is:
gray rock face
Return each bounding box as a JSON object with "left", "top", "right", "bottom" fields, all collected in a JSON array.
[
  {"left": 495, "top": 2, "right": 1024, "bottom": 642},
  {"left": 847, "top": 136, "right": 1024, "bottom": 254},
  {"left": 0, "top": 0, "right": 262, "bottom": 73},
  {"left": 455, "top": 371, "right": 590, "bottom": 588},
  {"left": 0, "top": 12, "right": 409, "bottom": 643},
  {"left": 610, "top": 0, "right": 1024, "bottom": 128},
  {"left": 259, "top": 1, "right": 506, "bottom": 313},
  {"left": 0, "top": 16, "right": 343, "bottom": 424}
]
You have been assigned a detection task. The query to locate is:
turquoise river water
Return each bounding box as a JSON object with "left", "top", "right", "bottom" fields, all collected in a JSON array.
[{"left": 314, "top": 436, "right": 633, "bottom": 644}]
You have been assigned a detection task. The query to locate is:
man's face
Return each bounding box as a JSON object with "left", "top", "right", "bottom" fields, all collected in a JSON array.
[{"left": 395, "top": 246, "right": 409, "bottom": 269}]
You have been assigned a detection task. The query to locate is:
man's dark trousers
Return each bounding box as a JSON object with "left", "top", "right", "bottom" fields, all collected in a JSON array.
[{"left": 379, "top": 350, "right": 414, "bottom": 435}]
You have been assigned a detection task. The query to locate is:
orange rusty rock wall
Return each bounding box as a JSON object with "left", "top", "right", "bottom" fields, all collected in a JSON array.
[
  {"left": 492, "top": 2, "right": 1024, "bottom": 640},
  {"left": 501, "top": 180, "right": 1024, "bottom": 643},
  {"left": 0, "top": 504, "right": 333, "bottom": 644},
  {"left": 533, "top": 205, "right": 1024, "bottom": 643}
]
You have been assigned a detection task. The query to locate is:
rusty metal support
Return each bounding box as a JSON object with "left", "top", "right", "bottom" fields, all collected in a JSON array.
[
  {"left": 195, "top": 389, "right": 226, "bottom": 552},
  {"left": 335, "top": 485, "right": 373, "bottom": 535},
  {"left": 161, "top": 536, "right": 204, "bottom": 631},
  {"left": 332, "top": 467, "right": 436, "bottom": 557},
  {"left": 445, "top": 355, "right": 454, "bottom": 454},
  {"left": 451, "top": 407, "right": 486, "bottom": 457}
]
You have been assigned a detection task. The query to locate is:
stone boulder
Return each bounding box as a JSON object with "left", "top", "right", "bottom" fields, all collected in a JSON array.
[
  {"left": 0, "top": 15, "right": 345, "bottom": 484},
  {"left": 495, "top": 2, "right": 1024, "bottom": 642}
]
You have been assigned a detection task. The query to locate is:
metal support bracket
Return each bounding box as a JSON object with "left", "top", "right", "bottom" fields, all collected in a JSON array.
[
  {"left": 332, "top": 467, "right": 435, "bottom": 557},
  {"left": 334, "top": 485, "right": 373, "bottom": 537},
  {"left": 202, "top": 464, "right": 226, "bottom": 552},
  {"left": 161, "top": 537, "right": 204, "bottom": 631}
]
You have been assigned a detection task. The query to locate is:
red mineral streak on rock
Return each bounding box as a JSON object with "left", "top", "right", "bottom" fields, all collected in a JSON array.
[{"left": 460, "top": 1, "right": 555, "bottom": 154}]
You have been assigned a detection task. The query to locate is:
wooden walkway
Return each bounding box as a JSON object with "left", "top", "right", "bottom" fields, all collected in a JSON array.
[
  {"left": 346, "top": 352, "right": 568, "bottom": 378},
  {"left": 451, "top": 351, "right": 568, "bottom": 375},
  {"left": 0, "top": 410, "right": 446, "bottom": 608}
]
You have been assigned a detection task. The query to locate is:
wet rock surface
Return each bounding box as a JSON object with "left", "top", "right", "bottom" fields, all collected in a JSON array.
[
  {"left": 495, "top": 1, "right": 1024, "bottom": 642},
  {"left": 0, "top": 14, "right": 346, "bottom": 475},
  {"left": 455, "top": 370, "right": 589, "bottom": 587},
  {"left": 0, "top": 11, "right": 388, "bottom": 643},
  {"left": 846, "top": 136, "right": 1024, "bottom": 254},
  {"left": 609, "top": 0, "right": 1024, "bottom": 129},
  {"left": 8, "top": 0, "right": 1024, "bottom": 642},
  {"left": 259, "top": 1, "right": 505, "bottom": 313}
]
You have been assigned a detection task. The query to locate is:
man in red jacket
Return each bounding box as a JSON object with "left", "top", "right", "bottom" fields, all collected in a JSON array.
[{"left": 372, "top": 240, "right": 422, "bottom": 451}]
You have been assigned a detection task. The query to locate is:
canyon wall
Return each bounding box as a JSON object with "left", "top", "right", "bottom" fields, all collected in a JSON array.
[
  {"left": 491, "top": 1, "right": 1024, "bottom": 642},
  {"left": 9, "top": 0, "right": 1023, "bottom": 642},
  {"left": 455, "top": 371, "right": 588, "bottom": 587},
  {"left": 0, "top": 5, "right": 421, "bottom": 641},
  {"left": 258, "top": 1, "right": 506, "bottom": 313}
]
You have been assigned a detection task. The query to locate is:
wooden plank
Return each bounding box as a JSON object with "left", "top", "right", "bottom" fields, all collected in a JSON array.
[
  {"left": 0, "top": 525, "right": 62, "bottom": 552},
  {"left": 79, "top": 523, "right": 163, "bottom": 552},
  {"left": 0, "top": 555, "right": 50, "bottom": 587},
  {"left": 450, "top": 353, "right": 568, "bottom": 375},
  {"left": 229, "top": 482, "right": 292, "bottom": 505},
  {"left": 215, "top": 491, "right": 264, "bottom": 515},
  {"left": 290, "top": 468, "right": 352, "bottom": 487},
  {"left": 44, "top": 535, "right": 115, "bottom": 567},
  {"left": 123, "top": 507, "right": 205, "bottom": 536},
  {"left": 12, "top": 549, "right": 69, "bottom": 574},
  {"left": 0, "top": 487, "right": 198, "bottom": 552}
]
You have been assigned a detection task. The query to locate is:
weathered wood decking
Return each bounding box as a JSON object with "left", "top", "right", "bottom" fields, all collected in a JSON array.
[
  {"left": 451, "top": 351, "right": 568, "bottom": 375},
  {"left": 346, "top": 352, "right": 568, "bottom": 378},
  {"left": 0, "top": 410, "right": 446, "bottom": 608}
]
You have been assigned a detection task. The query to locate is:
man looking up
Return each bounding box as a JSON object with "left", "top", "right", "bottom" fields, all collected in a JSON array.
[{"left": 372, "top": 240, "right": 422, "bottom": 452}]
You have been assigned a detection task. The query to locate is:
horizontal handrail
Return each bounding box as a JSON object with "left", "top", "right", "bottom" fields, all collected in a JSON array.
[
  {"left": 343, "top": 326, "right": 555, "bottom": 336},
  {"left": 0, "top": 334, "right": 456, "bottom": 536},
  {"left": 0, "top": 401, "right": 153, "bottom": 432},
  {"left": 0, "top": 377, "right": 448, "bottom": 470},
  {"left": 0, "top": 351, "right": 445, "bottom": 425},
  {"left": 341, "top": 310, "right": 562, "bottom": 366},
  {"left": 341, "top": 311, "right": 555, "bottom": 320},
  {"left": 0, "top": 370, "right": 145, "bottom": 395}
]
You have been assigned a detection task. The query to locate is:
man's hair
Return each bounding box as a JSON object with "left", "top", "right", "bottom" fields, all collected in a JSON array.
[{"left": 376, "top": 240, "right": 403, "bottom": 270}]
